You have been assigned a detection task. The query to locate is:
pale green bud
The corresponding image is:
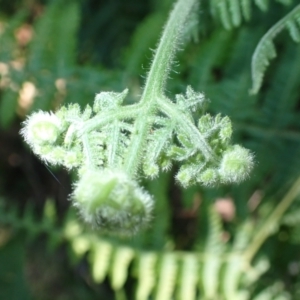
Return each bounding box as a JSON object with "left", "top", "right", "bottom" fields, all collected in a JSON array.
[
  {"left": 218, "top": 145, "right": 254, "bottom": 183},
  {"left": 21, "top": 111, "right": 62, "bottom": 147},
  {"left": 63, "top": 149, "right": 83, "bottom": 169},
  {"left": 143, "top": 162, "right": 159, "bottom": 178},
  {"left": 197, "top": 168, "right": 219, "bottom": 186},
  {"left": 160, "top": 157, "right": 172, "bottom": 171},
  {"left": 72, "top": 170, "right": 153, "bottom": 235},
  {"left": 176, "top": 165, "right": 194, "bottom": 187}
]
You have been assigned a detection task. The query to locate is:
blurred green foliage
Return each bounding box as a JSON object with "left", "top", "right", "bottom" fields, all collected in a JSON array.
[{"left": 1, "top": 0, "right": 300, "bottom": 299}]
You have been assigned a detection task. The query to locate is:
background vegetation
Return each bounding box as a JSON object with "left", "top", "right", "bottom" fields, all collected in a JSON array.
[{"left": 1, "top": 0, "right": 300, "bottom": 299}]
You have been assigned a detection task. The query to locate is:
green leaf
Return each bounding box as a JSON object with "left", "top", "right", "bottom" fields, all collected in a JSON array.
[{"left": 251, "top": 4, "right": 300, "bottom": 94}]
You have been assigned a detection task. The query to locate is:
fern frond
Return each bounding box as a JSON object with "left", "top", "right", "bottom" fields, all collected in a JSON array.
[
  {"left": 178, "top": 254, "right": 198, "bottom": 300},
  {"left": 252, "top": 282, "right": 291, "bottom": 300},
  {"left": 229, "top": 0, "right": 242, "bottom": 27},
  {"left": 286, "top": 18, "right": 300, "bottom": 42},
  {"left": 241, "top": 0, "right": 252, "bottom": 21},
  {"left": 90, "top": 239, "right": 113, "bottom": 283},
  {"left": 111, "top": 246, "right": 135, "bottom": 290},
  {"left": 210, "top": 0, "right": 294, "bottom": 29},
  {"left": 243, "top": 257, "right": 270, "bottom": 288},
  {"left": 223, "top": 222, "right": 254, "bottom": 299},
  {"left": 254, "top": 0, "right": 269, "bottom": 12},
  {"left": 201, "top": 207, "right": 225, "bottom": 298},
  {"left": 1, "top": 198, "right": 289, "bottom": 299},
  {"left": 136, "top": 252, "right": 158, "bottom": 300},
  {"left": 155, "top": 253, "right": 178, "bottom": 300},
  {"left": 250, "top": 4, "right": 300, "bottom": 94},
  {"left": 70, "top": 235, "right": 91, "bottom": 258},
  {"left": 276, "top": 0, "right": 292, "bottom": 5},
  {"left": 211, "top": 0, "right": 233, "bottom": 29}
]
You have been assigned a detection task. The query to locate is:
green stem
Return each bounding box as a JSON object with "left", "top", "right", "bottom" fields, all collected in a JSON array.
[
  {"left": 78, "top": 103, "right": 143, "bottom": 135},
  {"left": 244, "top": 176, "right": 300, "bottom": 263},
  {"left": 123, "top": 0, "right": 197, "bottom": 176},
  {"left": 140, "top": 0, "right": 197, "bottom": 103},
  {"left": 107, "top": 121, "right": 121, "bottom": 168}
]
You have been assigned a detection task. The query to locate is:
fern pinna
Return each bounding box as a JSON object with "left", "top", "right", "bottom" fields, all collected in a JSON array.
[{"left": 3, "top": 185, "right": 300, "bottom": 300}]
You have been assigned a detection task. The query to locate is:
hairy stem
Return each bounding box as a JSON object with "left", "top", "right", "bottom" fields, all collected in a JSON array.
[
  {"left": 78, "top": 103, "right": 143, "bottom": 135},
  {"left": 141, "top": 0, "right": 196, "bottom": 102},
  {"left": 123, "top": 0, "right": 197, "bottom": 176}
]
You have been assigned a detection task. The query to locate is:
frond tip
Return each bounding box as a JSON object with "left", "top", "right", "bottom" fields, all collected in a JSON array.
[
  {"left": 72, "top": 169, "right": 154, "bottom": 235},
  {"left": 250, "top": 4, "right": 300, "bottom": 94},
  {"left": 21, "top": 111, "right": 63, "bottom": 147},
  {"left": 219, "top": 145, "right": 254, "bottom": 183}
]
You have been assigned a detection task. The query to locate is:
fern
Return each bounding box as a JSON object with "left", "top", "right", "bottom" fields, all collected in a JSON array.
[
  {"left": 90, "top": 239, "right": 114, "bottom": 283},
  {"left": 210, "top": 0, "right": 292, "bottom": 29},
  {"left": 2, "top": 181, "right": 300, "bottom": 300},
  {"left": 135, "top": 252, "right": 158, "bottom": 300},
  {"left": 155, "top": 253, "right": 178, "bottom": 300},
  {"left": 111, "top": 246, "right": 135, "bottom": 290},
  {"left": 2, "top": 0, "right": 300, "bottom": 298},
  {"left": 20, "top": 0, "right": 254, "bottom": 235},
  {"left": 201, "top": 207, "right": 225, "bottom": 298},
  {"left": 178, "top": 254, "right": 198, "bottom": 300},
  {"left": 250, "top": 3, "right": 300, "bottom": 94}
]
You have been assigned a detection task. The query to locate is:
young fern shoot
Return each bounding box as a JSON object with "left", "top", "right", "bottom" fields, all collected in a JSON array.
[{"left": 21, "top": 0, "right": 254, "bottom": 235}]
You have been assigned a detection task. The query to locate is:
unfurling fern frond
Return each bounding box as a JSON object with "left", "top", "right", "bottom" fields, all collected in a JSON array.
[{"left": 251, "top": 4, "right": 300, "bottom": 94}]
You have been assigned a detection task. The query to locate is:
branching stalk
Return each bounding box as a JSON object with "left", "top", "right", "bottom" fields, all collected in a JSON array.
[
  {"left": 123, "top": 0, "right": 197, "bottom": 176},
  {"left": 21, "top": 0, "right": 254, "bottom": 235}
]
